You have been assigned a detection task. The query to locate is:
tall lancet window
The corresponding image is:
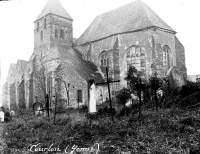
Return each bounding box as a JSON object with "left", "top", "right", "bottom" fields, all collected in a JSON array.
[
  {"left": 44, "top": 18, "right": 46, "bottom": 29},
  {"left": 162, "top": 45, "right": 170, "bottom": 70},
  {"left": 60, "top": 29, "right": 64, "bottom": 39},
  {"left": 135, "top": 47, "right": 141, "bottom": 70},
  {"left": 37, "top": 22, "right": 39, "bottom": 32},
  {"left": 55, "top": 29, "right": 58, "bottom": 38},
  {"left": 126, "top": 46, "right": 146, "bottom": 72}
]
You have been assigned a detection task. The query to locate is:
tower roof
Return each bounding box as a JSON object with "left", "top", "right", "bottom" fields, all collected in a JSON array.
[
  {"left": 76, "top": 0, "right": 175, "bottom": 45},
  {"left": 35, "top": 0, "right": 72, "bottom": 22}
]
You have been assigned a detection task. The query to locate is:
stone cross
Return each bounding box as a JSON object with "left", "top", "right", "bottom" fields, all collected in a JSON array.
[
  {"left": 135, "top": 78, "right": 146, "bottom": 117},
  {"left": 33, "top": 102, "right": 44, "bottom": 116},
  {"left": 96, "top": 67, "right": 120, "bottom": 121}
]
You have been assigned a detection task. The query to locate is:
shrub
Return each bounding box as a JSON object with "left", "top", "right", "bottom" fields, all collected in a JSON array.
[
  {"left": 116, "top": 88, "right": 131, "bottom": 109},
  {"left": 97, "top": 106, "right": 116, "bottom": 117},
  {"left": 78, "top": 105, "right": 88, "bottom": 113},
  {"left": 117, "top": 107, "right": 132, "bottom": 117},
  {"left": 55, "top": 117, "right": 71, "bottom": 126},
  {"left": 179, "top": 80, "right": 200, "bottom": 97},
  {"left": 56, "top": 106, "right": 67, "bottom": 114}
]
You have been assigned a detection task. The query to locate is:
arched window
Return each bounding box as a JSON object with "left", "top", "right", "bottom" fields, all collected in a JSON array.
[
  {"left": 44, "top": 18, "right": 46, "bottom": 29},
  {"left": 40, "top": 31, "right": 43, "bottom": 40},
  {"left": 162, "top": 45, "right": 170, "bottom": 70},
  {"left": 37, "top": 22, "right": 39, "bottom": 32},
  {"left": 126, "top": 46, "right": 146, "bottom": 72},
  {"left": 60, "top": 29, "right": 64, "bottom": 39},
  {"left": 100, "top": 53, "right": 110, "bottom": 67},
  {"left": 55, "top": 29, "right": 58, "bottom": 38}
]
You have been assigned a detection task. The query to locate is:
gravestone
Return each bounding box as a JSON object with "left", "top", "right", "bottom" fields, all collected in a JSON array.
[
  {"left": 33, "top": 102, "right": 44, "bottom": 116},
  {"left": 125, "top": 94, "right": 139, "bottom": 107},
  {"left": 167, "top": 66, "right": 186, "bottom": 89},
  {"left": 10, "top": 110, "right": 15, "bottom": 120},
  {"left": 0, "top": 110, "right": 4, "bottom": 122},
  {"left": 89, "top": 83, "right": 97, "bottom": 113}
]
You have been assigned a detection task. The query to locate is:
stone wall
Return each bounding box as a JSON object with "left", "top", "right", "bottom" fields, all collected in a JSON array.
[
  {"left": 15, "top": 60, "right": 28, "bottom": 109},
  {"left": 80, "top": 27, "right": 178, "bottom": 89},
  {"left": 2, "top": 82, "right": 9, "bottom": 109},
  {"left": 9, "top": 83, "right": 16, "bottom": 110},
  {"left": 175, "top": 36, "right": 187, "bottom": 76},
  {"left": 34, "top": 14, "right": 73, "bottom": 48},
  {"left": 3, "top": 60, "right": 30, "bottom": 110},
  {"left": 17, "top": 80, "right": 26, "bottom": 109},
  {"left": 6, "top": 64, "right": 17, "bottom": 110},
  {"left": 57, "top": 63, "right": 88, "bottom": 108},
  {"left": 50, "top": 15, "right": 73, "bottom": 47},
  {"left": 167, "top": 66, "right": 186, "bottom": 89},
  {"left": 34, "top": 16, "right": 51, "bottom": 48}
]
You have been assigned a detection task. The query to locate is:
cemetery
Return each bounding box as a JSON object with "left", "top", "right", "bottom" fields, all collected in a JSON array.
[
  {"left": 0, "top": 0, "right": 199, "bottom": 153},
  {"left": 0, "top": 66, "right": 200, "bottom": 154}
]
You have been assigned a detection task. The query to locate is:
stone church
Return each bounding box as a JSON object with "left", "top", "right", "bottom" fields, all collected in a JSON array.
[{"left": 2, "top": 0, "right": 186, "bottom": 110}]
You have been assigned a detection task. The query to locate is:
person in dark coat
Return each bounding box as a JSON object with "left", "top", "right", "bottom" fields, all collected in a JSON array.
[{"left": 4, "top": 111, "right": 10, "bottom": 123}]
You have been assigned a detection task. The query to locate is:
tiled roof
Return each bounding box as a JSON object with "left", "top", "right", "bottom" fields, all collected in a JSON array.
[
  {"left": 56, "top": 45, "right": 104, "bottom": 83},
  {"left": 35, "top": 0, "right": 72, "bottom": 21},
  {"left": 76, "top": 0, "right": 175, "bottom": 45}
]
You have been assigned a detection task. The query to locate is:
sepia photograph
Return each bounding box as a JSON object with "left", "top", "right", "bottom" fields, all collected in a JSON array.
[{"left": 0, "top": 0, "right": 200, "bottom": 153}]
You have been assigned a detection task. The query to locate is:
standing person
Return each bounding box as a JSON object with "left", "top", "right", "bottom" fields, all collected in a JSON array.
[{"left": 4, "top": 111, "right": 10, "bottom": 123}]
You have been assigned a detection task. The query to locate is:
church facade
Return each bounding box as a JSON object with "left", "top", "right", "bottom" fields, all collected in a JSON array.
[{"left": 2, "top": 0, "right": 186, "bottom": 110}]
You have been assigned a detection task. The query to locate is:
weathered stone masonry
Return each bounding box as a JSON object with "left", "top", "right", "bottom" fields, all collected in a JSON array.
[{"left": 1, "top": 0, "right": 187, "bottom": 110}]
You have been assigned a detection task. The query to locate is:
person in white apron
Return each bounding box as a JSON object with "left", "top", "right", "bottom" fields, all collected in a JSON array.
[{"left": 89, "top": 83, "right": 97, "bottom": 113}]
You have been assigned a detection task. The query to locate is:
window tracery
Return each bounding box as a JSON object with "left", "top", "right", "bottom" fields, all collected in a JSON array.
[
  {"left": 100, "top": 53, "right": 110, "bottom": 67},
  {"left": 162, "top": 45, "right": 170, "bottom": 70},
  {"left": 126, "top": 46, "right": 146, "bottom": 72}
]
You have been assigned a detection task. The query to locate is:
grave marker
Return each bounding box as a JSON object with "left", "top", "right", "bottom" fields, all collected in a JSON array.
[
  {"left": 0, "top": 109, "right": 4, "bottom": 122},
  {"left": 96, "top": 67, "right": 120, "bottom": 121},
  {"left": 89, "top": 83, "right": 97, "bottom": 113}
]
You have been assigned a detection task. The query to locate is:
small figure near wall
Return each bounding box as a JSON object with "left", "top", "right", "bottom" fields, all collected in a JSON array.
[
  {"left": 0, "top": 107, "right": 5, "bottom": 122},
  {"left": 4, "top": 111, "right": 10, "bottom": 123},
  {"left": 89, "top": 82, "right": 97, "bottom": 113}
]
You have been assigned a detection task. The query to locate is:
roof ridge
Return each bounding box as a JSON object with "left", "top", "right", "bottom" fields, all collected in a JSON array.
[
  {"left": 142, "top": 1, "right": 174, "bottom": 31},
  {"left": 76, "top": 0, "right": 175, "bottom": 45},
  {"left": 97, "top": 0, "right": 139, "bottom": 17}
]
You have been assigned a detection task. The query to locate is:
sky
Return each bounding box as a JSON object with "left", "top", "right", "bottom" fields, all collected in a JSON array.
[{"left": 0, "top": 0, "right": 200, "bottom": 100}]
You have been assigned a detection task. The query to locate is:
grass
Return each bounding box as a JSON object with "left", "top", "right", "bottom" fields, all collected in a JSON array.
[{"left": 1, "top": 107, "right": 200, "bottom": 154}]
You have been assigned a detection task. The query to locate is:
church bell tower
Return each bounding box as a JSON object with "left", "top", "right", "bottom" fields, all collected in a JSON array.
[{"left": 34, "top": 0, "right": 73, "bottom": 49}]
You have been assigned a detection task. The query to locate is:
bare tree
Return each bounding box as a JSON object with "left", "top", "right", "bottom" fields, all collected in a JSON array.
[
  {"left": 32, "top": 53, "right": 53, "bottom": 122},
  {"left": 124, "top": 66, "right": 146, "bottom": 118}
]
